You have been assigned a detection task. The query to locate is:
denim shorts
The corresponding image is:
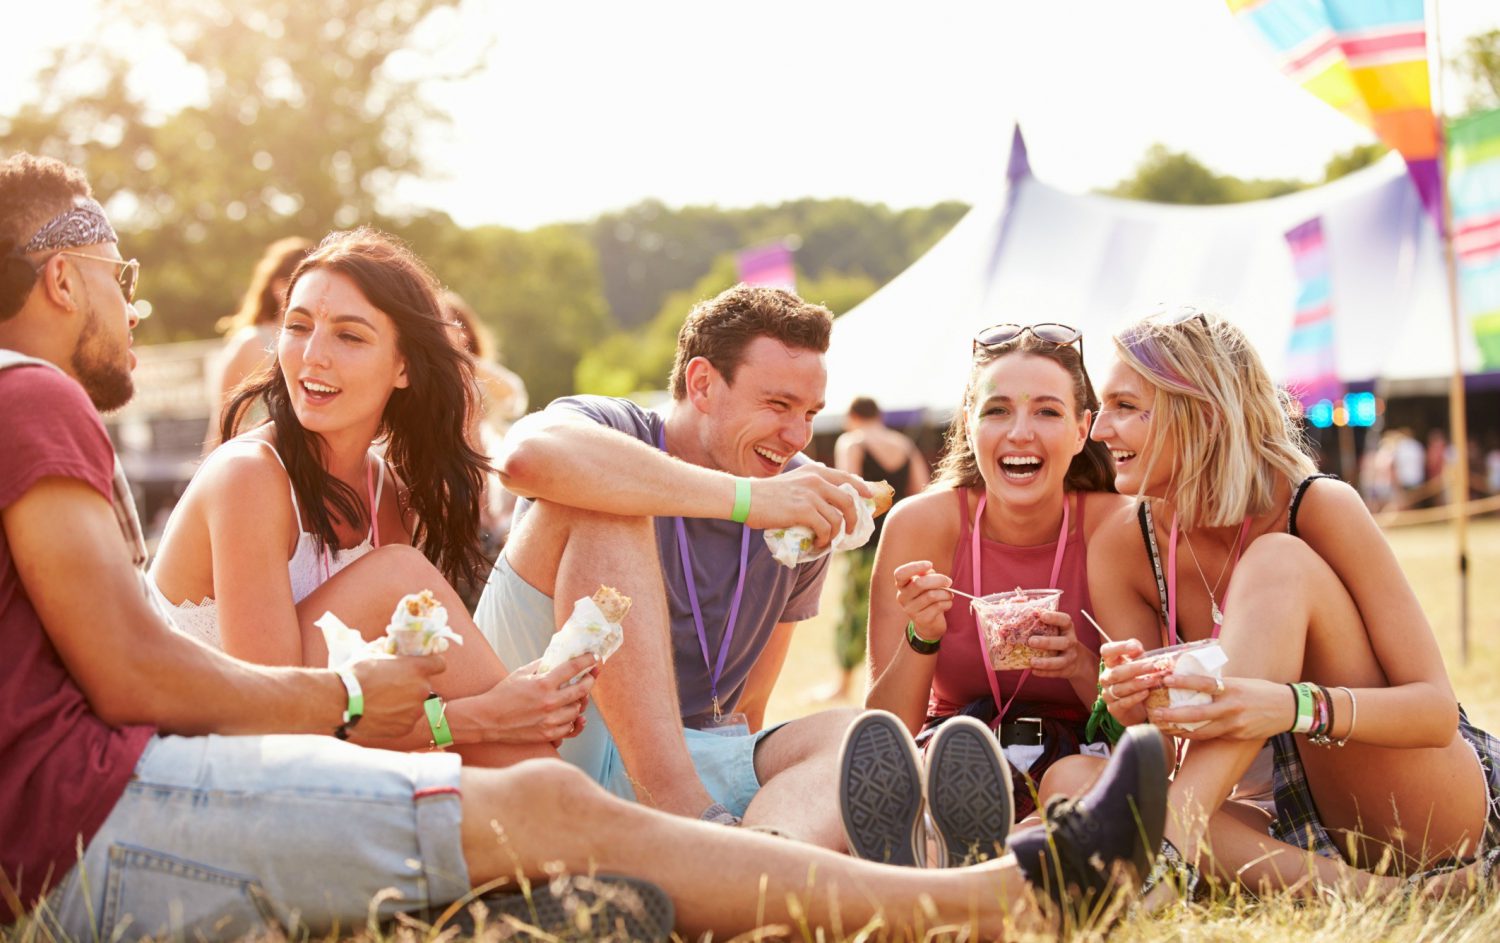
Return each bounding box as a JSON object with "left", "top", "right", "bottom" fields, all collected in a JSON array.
[
  {"left": 40, "top": 734, "right": 468, "bottom": 940},
  {"left": 477, "top": 553, "right": 778, "bottom": 816}
]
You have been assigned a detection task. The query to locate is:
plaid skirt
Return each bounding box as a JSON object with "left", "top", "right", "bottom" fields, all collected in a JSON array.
[{"left": 1270, "top": 705, "right": 1500, "bottom": 859}]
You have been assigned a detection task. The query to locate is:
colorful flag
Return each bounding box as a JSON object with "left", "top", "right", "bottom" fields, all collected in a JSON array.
[
  {"left": 736, "top": 241, "right": 797, "bottom": 292},
  {"left": 1227, "top": 0, "right": 1442, "bottom": 231},
  {"left": 1283, "top": 217, "right": 1344, "bottom": 405},
  {"left": 1449, "top": 108, "right": 1500, "bottom": 370}
]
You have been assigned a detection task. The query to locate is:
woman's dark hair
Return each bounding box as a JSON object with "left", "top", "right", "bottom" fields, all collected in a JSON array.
[
  {"left": 933, "top": 332, "right": 1115, "bottom": 494},
  {"left": 223, "top": 228, "right": 488, "bottom": 584}
]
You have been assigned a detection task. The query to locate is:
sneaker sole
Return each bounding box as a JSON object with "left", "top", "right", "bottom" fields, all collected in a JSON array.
[
  {"left": 839, "top": 710, "right": 925, "bottom": 866},
  {"left": 927, "top": 716, "right": 1014, "bottom": 866},
  {"left": 449, "top": 873, "right": 674, "bottom": 941}
]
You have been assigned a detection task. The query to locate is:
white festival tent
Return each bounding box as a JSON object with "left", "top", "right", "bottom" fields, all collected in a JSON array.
[{"left": 822, "top": 127, "right": 1481, "bottom": 428}]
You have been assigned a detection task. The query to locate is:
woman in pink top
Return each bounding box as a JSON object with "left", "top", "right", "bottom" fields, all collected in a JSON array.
[
  {"left": 866, "top": 325, "right": 1130, "bottom": 825},
  {"left": 151, "top": 229, "right": 594, "bottom": 763}
]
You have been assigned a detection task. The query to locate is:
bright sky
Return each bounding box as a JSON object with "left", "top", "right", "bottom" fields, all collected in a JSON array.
[{"left": 4, "top": 0, "right": 1499, "bottom": 230}]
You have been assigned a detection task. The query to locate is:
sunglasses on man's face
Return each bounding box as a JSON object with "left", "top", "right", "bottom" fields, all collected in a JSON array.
[
  {"left": 972, "top": 322, "right": 1083, "bottom": 360},
  {"left": 54, "top": 252, "right": 140, "bottom": 305}
]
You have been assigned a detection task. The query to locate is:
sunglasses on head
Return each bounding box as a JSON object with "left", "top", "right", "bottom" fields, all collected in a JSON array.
[
  {"left": 972, "top": 322, "right": 1083, "bottom": 360},
  {"left": 1148, "top": 304, "right": 1209, "bottom": 328},
  {"left": 52, "top": 252, "right": 140, "bottom": 305}
]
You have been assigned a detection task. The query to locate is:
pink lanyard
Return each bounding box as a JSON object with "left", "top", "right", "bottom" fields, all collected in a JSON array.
[
  {"left": 1165, "top": 514, "right": 1250, "bottom": 644},
  {"left": 971, "top": 491, "right": 1070, "bottom": 724}
]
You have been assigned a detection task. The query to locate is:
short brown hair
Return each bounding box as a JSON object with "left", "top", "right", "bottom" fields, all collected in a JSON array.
[
  {"left": 0, "top": 154, "right": 94, "bottom": 321},
  {"left": 668, "top": 284, "right": 833, "bottom": 399}
]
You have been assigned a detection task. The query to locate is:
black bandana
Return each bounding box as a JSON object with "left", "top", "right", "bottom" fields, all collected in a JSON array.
[{"left": 18, "top": 198, "right": 118, "bottom": 254}]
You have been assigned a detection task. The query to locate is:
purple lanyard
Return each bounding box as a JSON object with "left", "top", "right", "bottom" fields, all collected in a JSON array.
[{"left": 658, "top": 425, "right": 750, "bottom": 720}]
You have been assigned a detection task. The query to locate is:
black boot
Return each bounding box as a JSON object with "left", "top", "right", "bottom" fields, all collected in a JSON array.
[{"left": 1007, "top": 724, "right": 1168, "bottom": 922}]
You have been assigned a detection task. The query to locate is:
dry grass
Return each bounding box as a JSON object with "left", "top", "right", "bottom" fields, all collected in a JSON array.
[{"left": 8, "top": 518, "right": 1500, "bottom": 942}]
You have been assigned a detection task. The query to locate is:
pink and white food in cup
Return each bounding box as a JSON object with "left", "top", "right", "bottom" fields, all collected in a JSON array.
[
  {"left": 1135, "top": 639, "right": 1227, "bottom": 732},
  {"left": 972, "top": 587, "right": 1064, "bottom": 670}
]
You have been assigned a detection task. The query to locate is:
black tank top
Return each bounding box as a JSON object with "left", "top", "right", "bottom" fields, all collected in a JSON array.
[{"left": 861, "top": 446, "right": 914, "bottom": 546}]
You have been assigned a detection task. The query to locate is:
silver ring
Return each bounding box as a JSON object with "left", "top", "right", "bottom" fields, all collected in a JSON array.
[
  {"left": 1212, "top": 677, "right": 1226, "bottom": 696},
  {"left": 1107, "top": 684, "right": 1120, "bottom": 700}
]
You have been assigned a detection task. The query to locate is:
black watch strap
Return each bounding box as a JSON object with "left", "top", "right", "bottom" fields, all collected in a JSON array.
[{"left": 905, "top": 620, "right": 941, "bottom": 655}]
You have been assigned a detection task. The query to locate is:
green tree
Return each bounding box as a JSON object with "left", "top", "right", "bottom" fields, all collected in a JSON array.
[
  {"left": 1, "top": 0, "right": 469, "bottom": 342},
  {"left": 1456, "top": 29, "right": 1500, "bottom": 113},
  {"left": 1323, "top": 142, "right": 1389, "bottom": 182},
  {"left": 1106, "top": 144, "right": 1236, "bottom": 204}
]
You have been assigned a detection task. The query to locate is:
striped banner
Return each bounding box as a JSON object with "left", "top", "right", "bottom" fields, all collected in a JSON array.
[
  {"left": 1227, "top": 0, "right": 1442, "bottom": 231},
  {"left": 1283, "top": 217, "right": 1343, "bottom": 404},
  {"left": 736, "top": 241, "right": 797, "bottom": 292},
  {"left": 1449, "top": 108, "right": 1500, "bottom": 370}
]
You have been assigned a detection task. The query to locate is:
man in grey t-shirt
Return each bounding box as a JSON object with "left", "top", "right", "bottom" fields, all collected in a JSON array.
[{"left": 477, "top": 285, "right": 869, "bottom": 847}]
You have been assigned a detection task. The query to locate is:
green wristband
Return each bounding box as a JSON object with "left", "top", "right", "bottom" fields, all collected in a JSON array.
[
  {"left": 731, "top": 477, "right": 752, "bottom": 524},
  {"left": 1289, "top": 682, "right": 1315, "bottom": 735},
  {"left": 334, "top": 667, "right": 363, "bottom": 740},
  {"left": 425, "top": 695, "right": 453, "bottom": 749},
  {"left": 905, "top": 620, "right": 941, "bottom": 655}
]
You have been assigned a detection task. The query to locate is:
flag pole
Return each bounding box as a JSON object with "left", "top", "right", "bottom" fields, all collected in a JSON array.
[{"left": 1430, "top": 0, "right": 1472, "bottom": 662}]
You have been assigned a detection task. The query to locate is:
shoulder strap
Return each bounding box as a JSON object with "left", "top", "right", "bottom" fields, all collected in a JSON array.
[
  {"left": 1287, "top": 473, "right": 1339, "bottom": 537},
  {"left": 1137, "top": 501, "right": 1171, "bottom": 635},
  {"left": 243, "top": 438, "right": 305, "bottom": 532}
]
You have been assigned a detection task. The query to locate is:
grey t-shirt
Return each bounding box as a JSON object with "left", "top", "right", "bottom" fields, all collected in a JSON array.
[{"left": 519, "top": 395, "right": 831, "bottom": 728}]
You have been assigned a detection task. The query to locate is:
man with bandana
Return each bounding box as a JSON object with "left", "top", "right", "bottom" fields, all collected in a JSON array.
[{"left": 0, "top": 152, "right": 1173, "bottom": 941}]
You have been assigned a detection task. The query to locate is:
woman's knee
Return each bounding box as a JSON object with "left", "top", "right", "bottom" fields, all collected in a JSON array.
[
  {"left": 1036, "top": 753, "right": 1106, "bottom": 801},
  {"left": 466, "top": 758, "right": 600, "bottom": 814}
]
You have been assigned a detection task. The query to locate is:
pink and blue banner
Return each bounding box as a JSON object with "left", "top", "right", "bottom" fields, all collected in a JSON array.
[
  {"left": 1449, "top": 108, "right": 1500, "bottom": 370},
  {"left": 1227, "top": 0, "right": 1442, "bottom": 232},
  {"left": 1283, "top": 217, "right": 1343, "bottom": 404},
  {"left": 736, "top": 241, "right": 797, "bottom": 292}
]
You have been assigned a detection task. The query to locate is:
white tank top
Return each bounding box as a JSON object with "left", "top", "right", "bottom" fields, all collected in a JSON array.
[{"left": 150, "top": 439, "right": 385, "bottom": 649}]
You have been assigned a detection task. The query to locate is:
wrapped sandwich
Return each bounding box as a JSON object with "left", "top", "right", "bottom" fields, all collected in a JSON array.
[
  {"left": 764, "top": 480, "right": 896, "bottom": 567},
  {"left": 537, "top": 585, "right": 632, "bottom": 677},
  {"left": 316, "top": 588, "right": 464, "bottom": 669}
]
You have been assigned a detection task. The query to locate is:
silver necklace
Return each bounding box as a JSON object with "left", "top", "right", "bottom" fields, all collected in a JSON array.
[{"left": 1182, "top": 529, "right": 1235, "bottom": 625}]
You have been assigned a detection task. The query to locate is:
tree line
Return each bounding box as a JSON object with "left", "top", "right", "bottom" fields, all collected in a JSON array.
[{"left": 4, "top": 1, "right": 1495, "bottom": 406}]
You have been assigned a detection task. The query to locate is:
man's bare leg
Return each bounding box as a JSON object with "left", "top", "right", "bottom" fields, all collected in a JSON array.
[
  {"left": 458, "top": 760, "right": 1037, "bottom": 938},
  {"left": 745, "top": 708, "right": 859, "bottom": 850},
  {"left": 504, "top": 501, "right": 715, "bottom": 818}
]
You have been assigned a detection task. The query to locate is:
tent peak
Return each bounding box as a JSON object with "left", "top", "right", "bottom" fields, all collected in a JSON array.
[{"left": 1006, "top": 125, "right": 1031, "bottom": 186}]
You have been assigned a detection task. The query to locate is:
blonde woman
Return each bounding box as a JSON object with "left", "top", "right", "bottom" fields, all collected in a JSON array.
[{"left": 1077, "top": 305, "right": 1500, "bottom": 897}]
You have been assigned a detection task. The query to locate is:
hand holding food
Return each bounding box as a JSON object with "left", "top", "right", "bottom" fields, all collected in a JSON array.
[
  {"left": 315, "top": 589, "right": 463, "bottom": 669},
  {"left": 764, "top": 480, "right": 896, "bottom": 567},
  {"left": 972, "top": 587, "right": 1063, "bottom": 669}
]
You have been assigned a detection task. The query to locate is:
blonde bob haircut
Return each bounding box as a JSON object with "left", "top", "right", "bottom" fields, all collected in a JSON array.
[{"left": 1112, "top": 305, "right": 1316, "bottom": 529}]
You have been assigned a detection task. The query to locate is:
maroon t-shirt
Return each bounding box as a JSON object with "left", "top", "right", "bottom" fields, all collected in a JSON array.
[{"left": 0, "top": 364, "right": 155, "bottom": 920}]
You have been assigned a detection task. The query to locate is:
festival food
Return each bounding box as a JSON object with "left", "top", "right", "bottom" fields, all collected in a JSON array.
[
  {"left": 764, "top": 479, "right": 896, "bottom": 568},
  {"left": 315, "top": 588, "right": 463, "bottom": 668},
  {"left": 972, "top": 587, "right": 1064, "bottom": 669},
  {"left": 1135, "top": 639, "right": 1227, "bottom": 732},
  {"left": 537, "top": 585, "right": 633, "bottom": 676}
]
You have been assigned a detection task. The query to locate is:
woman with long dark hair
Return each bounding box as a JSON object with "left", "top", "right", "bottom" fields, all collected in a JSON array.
[
  {"left": 152, "top": 228, "right": 593, "bottom": 761},
  {"left": 862, "top": 325, "right": 1131, "bottom": 857}
]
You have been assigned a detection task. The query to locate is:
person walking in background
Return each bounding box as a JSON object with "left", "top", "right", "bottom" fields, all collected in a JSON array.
[
  {"left": 821, "top": 396, "right": 929, "bottom": 701},
  {"left": 203, "top": 236, "right": 310, "bottom": 453}
]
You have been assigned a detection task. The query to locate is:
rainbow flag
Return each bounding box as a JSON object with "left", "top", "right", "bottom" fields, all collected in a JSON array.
[
  {"left": 1227, "top": 0, "right": 1441, "bottom": 231},
  {"left": 736, "top": 241, "right": 797, "bottom": 292},
  {"left": 1449, "top": 108, "right": 1500, "bottom": 370},
  {"left": 1283, "top": 217, "right": 1343, "bottom": 404}
]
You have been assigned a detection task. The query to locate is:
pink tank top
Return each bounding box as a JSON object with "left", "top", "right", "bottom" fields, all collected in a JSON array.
[{"left": 928, "top": 489, "right": 1099, "bottom": 722}]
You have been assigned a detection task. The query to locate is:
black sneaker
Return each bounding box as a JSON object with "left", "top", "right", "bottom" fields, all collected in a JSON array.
[
  {"left": 926, "top": 715, "right": 1014, "bottom": 866},
  {"left": 441, "top": 873, "right": 674, "bottom": 941},
  {"left": 839, "top": 709, "right": 926, "bottom": 866},
  {"left": 1007, "top": 724, "right": 1168, "bottom": 921}
]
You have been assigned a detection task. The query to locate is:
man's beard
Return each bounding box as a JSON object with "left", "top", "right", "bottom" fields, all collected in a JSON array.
[{"left": 71, "top": 302, "right": 134, "bottom": 412}]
